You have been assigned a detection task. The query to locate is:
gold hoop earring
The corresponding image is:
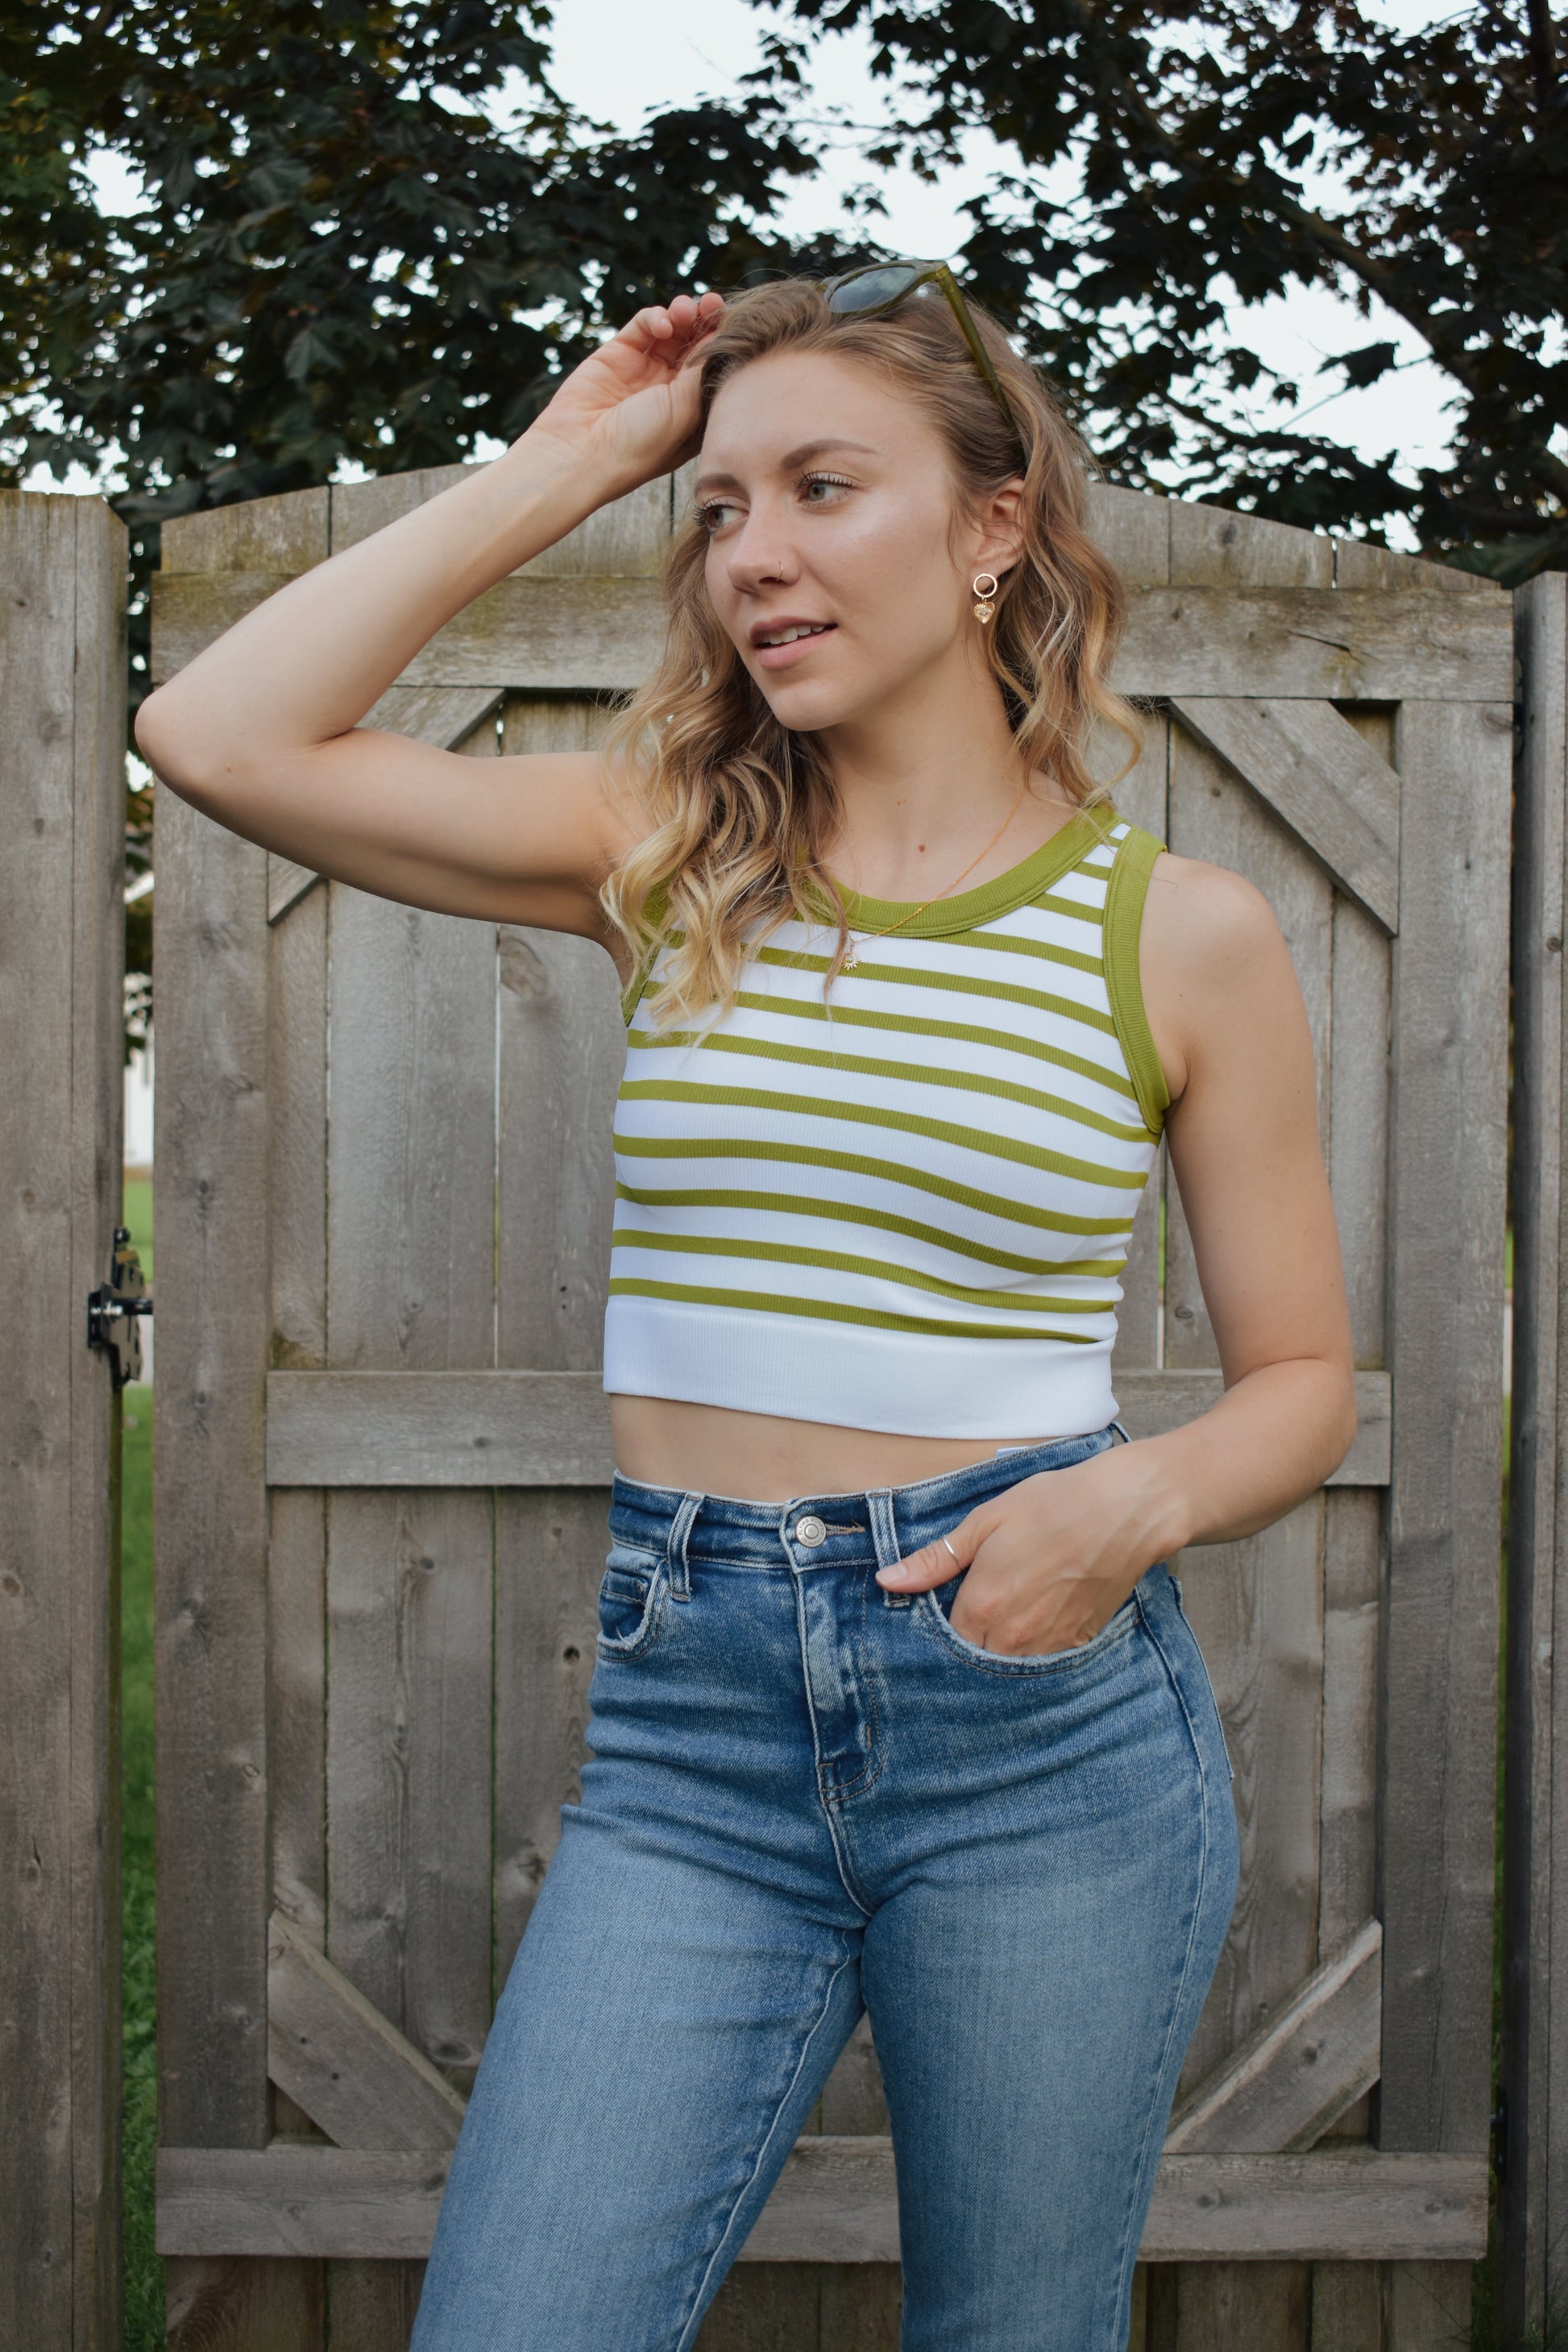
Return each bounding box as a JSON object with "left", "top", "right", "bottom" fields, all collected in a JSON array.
[{"left": 973, "top": 573, "right": 998, "bottom": 625}]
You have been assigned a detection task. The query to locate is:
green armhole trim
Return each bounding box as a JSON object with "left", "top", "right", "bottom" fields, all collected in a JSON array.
[
  {"left": 1102, "top": 823, "right": 1170, "bottom": 1137},
  {"left": 620, "top": 878, "right": 672, "bottom": 1027}
]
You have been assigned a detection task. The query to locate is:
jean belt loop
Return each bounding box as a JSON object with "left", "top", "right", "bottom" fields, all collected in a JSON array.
[
  {"left": 665, "top": 1490, "right": 703, "bottom": 1602},
  {"left": 1110, "top": 1418, "right": 1132, "bottom": 1446},
  {"left": 866, "top": 1488, "right": 909, "bottom": 1609}
]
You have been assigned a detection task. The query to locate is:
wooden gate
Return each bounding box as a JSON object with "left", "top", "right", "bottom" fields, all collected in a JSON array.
[{"left": 149, "top": 471, "right": 1512, "bottom": 2350}]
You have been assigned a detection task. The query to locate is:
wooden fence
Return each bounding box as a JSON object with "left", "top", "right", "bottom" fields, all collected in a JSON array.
[{"left": 6, "top": 471, "right": 1565, "bottom": 2349}]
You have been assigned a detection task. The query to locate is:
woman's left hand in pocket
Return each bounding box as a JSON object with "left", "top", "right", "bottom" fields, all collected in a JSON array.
[{"left": 873, "top": 1439, "right": 1179, "bottom": 1655}]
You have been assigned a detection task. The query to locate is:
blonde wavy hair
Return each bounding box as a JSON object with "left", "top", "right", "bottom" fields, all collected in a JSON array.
[{"left": 599, "top": 275, "right": 1137, "bottom": 1028}]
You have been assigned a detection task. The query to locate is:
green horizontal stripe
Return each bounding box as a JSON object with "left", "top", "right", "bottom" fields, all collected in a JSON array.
[
  {"left": 614, "top": 1179, "right": 1129, "bottom": 1279},
  {"left": 748, "top": 944, "right": 1119, "bottom": 1041},
  {"left": 938, "top": 924, "right": 1101, "bottom": 977},
  {"left": 618, "top": 1081, "right": 1151, "bottom": 1191},
  {"left": 612, "top": 1133, "right": 1139, "bottom": 1236},
  {"left": 628, "top": 1031, "right": 1156, "bottom": 1145},
  {"left": 608, "top": 1277, "right": 1100, "bottom": 1345},
  {"left": 612, "top": 1226, "right": 1115, "bottom": 1316},
  {"left": 685, "top": 988, "right": 1136, "bottom": 1103}
]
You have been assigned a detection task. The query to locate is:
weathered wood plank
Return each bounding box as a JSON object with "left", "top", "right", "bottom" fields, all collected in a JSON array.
[
  {"left": 320, "top": 722, "right": 500, "bottom": 2342},
  {"left": 1319, "top": 1494, "right": 1383, "bottom": 2137},
  {"left": 1172, "top": 2261, "right": 1310, "bottom": 2351},
  {"left": 68, "top": 496, "right": 131, "bottom": 2342},
  {"left": 497, "top": 699, "right": 624, "bottom": 1372},
  {"left": 1383, "top": 2260, "right": 1474, "bottom": 2347},
  {"left": 153, "top": 797, "right": 274, "bottom": 2163},
  {"left": 150, "top": 577, "right": 1516, "bottom": 700},
  {"left": 1169, "top": 698, "right": 1400, "bottom": 931},
  {"left": 1503, "top": 573, "right": 1568, "bottom": 2340},
  {"left": 161, "top": 486, "right": 330, "bottom": 575},
  {"left": 263, "top": 1365, "right": 1392, "bottom": 1487},
  {"left": 1310, "top": 2261, "right": 1384, "bottom": 2349},
  {"left": 1329, "top": 886, "right": 1392, "bottom": 1371},
  {"left": 267, "top": 1914, "right": 467, "bottom": 2151},
  {"left": 329, "top": 465, "right": 670, "bottom": 577},
  {"left": 165, "top": 2255, "right": 325, "bottom": 2352},
  {"left": 493, "top": 1490, "right": 606, "bottom": 1978},
  {"left": 1169, "top": 500, "right": 1333, "bottom": 589},
  {"left": 155, "top": 2145, "right": 1491, "bottom": 2264},
  {"left": 1, "top": 494, "right": 85, "bottom": 2345},
  {"left": 1379, "top": 700, "right": 1511, "bottom": 2155},
  {"left": 157, "top": 479, "right": 326, "bottom": 2352},
  {"left": 1087, "top": 481, "right": 1172, "bottom": 587},
  {"left": 1164, "top": 1919, "right": 1381, "bottom": 2153},
  {"left": 0, "top": 492, "right": 126, "bottom": 2347}
]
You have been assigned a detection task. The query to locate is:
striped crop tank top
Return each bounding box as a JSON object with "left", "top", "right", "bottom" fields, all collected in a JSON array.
[{"left": 602, "top": 806, "right": 1168, "bottom": 1440}]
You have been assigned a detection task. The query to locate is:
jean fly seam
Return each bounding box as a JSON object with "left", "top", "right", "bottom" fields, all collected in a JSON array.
[
  {"left": 790, "top": 1570, "right": 876, "bottom": 1917},
  {"left": 671, "top": 1947, "right": 861, "bottom": 2352},
  {"left": 1105, "top": 1595, "right": 1221, "bottom": 2340}
]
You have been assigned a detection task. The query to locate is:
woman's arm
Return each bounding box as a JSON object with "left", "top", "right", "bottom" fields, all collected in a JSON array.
[
  {"left": 875, "top": 852, "right": 1359, "bottom": 1652},
  {"left": 135, "top": 292, "right": 724, "bottom": 951}
]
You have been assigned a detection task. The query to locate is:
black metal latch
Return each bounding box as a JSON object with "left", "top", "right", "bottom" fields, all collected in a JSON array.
[{"left": 87, "top": 1225, "right": 153, "bottom": 1390}]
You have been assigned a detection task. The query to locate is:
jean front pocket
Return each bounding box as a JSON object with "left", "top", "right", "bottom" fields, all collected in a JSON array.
[
  {"left": 595, "top": 1542, "right": 669, "bottom": 1661},
  {"left": 917, "top": 1577, "right": 1142, "bottom": 1678}
]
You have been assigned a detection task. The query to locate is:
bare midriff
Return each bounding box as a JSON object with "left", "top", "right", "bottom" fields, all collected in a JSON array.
[{"left": 609, "top": 1393, "right": 1067, "bottom": 1506}]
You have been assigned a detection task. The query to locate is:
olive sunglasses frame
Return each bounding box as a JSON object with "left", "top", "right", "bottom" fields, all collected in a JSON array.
[{"left": 818, "top": 259, "right": 1022, "bottom": 442}]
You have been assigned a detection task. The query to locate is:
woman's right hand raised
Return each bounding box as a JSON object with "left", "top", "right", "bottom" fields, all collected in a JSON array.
[{"left": 527, "top": 291, "right": 726, "bottom": 498}]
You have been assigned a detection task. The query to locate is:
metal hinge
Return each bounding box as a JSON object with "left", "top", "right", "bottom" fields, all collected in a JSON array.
[{"left": 87, "top": 1225, "right": 153, "bottom": 1390}]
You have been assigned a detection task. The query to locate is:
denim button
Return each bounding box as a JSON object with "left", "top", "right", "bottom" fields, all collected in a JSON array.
[{"left": 794, "top": 1514, "right": 827, "bottom": 1547}]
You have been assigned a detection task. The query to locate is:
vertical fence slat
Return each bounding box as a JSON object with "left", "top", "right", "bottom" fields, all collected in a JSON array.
[
  {"left": 0, "top": 492, "right": 125, "bottom": 2348},
  {"left": 1503, "top": 571, "right": 1568, "bottom": 2340},
  {"left": 1379, "top": 697, "right": 1511, "bottom": 2158},
  {"left": 70, "top": 494, "right": 131, "bottom": 2342},
  {"left": 155, "top": 488, "right": 329, "bottom": 2351}
]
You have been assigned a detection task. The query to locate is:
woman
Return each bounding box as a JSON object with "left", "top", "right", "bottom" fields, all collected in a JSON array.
[{"left": 138, "top": 269, "right": 1357, "bottom": 2351}]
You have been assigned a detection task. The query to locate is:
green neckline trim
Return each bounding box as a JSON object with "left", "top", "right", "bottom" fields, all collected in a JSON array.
[{"left": 813, "top": 802, "right": 1116, "bottom": 940}]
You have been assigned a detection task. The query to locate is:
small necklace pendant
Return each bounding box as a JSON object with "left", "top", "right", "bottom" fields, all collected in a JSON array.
[{"left": 843, "top": 938, "right": 860, "bottom": 970}]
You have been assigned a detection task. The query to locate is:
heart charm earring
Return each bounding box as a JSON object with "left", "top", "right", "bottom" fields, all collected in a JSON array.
[{"left": 973, "top": 572, "right": 998, "bottom": 624}]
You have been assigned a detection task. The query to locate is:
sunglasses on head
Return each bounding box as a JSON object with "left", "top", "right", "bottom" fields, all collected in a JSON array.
[{"left": 817, "top": 259, "right": 1021, "bottom": 442}]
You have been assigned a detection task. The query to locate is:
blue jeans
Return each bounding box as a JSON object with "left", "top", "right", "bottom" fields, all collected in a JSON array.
[{"left": 411, "top": 1424, "right": 1239, "bottom": 2351}]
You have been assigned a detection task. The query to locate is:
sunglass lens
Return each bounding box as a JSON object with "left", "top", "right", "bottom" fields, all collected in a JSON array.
[{"left": 826, "top": 263, "right": 923, "bottom": 315}]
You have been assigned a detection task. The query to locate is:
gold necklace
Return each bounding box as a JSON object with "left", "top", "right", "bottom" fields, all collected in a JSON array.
[{"left": 840, "top": 785, "right": 1029, "bottom": 970}]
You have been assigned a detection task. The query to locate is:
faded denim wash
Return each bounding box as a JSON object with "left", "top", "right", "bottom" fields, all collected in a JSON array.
[{"left": 410, "top": 1423, "right": 1239, "bottom": 2351}]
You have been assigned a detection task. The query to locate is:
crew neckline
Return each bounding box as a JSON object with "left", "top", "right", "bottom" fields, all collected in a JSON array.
[{"left": 818, "top": 803, "right": 1117, "bottom": 940}]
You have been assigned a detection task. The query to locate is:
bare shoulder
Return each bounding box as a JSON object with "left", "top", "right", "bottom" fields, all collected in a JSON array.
[{"left": 1138, "top": 850, "right": 1306, "bottom": 1101}]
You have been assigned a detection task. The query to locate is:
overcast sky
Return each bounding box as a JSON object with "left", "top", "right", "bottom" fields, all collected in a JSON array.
[
  {"left": 544, "top": 0, "right": 1457, "bottom": 525},
  {"left": 69, "top": 0, "right": 1458, "bottom": 530}
]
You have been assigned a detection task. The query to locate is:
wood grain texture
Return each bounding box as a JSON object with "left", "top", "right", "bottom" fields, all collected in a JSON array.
[
  {"left": 1379, "top": 699, "right": 1511, "bottom": 2159},
  {"left": 1170, "top": 499, "right": 1333, "bottom": 588},
  {"left": 1164, "top": 1919, "right": 1381, "bottom": 2153},
  {"left": 1169, "top": 697, "right": 1400, "bottom": 931},
  {"left": 263, "top": 1366, "right": 1392, "bottom": 1487},
  {"left": 1310, "top": 2260, "right": 1384, "bottom": 2350},
  {"left": 320, "top": 723, "right": 499, "bottom": 2340},
  {"left": 164, "top": 2254, "right": 325, "bottom": 2352},
  {"left": 68, "top": 496, "right": 131, "bottom": 2344},
  {"left": 1172, "top": 2260, "right": 1310, "bottom": 2351},
  {"left": 497, "top": 698, "right": 624, "bottom": 1373},
  {"left": 493, "top": 1489, "right": 607, "bottom": 1980},
  {"left": 160, "top": 486, "right": 329, "bottom": 575},
  {"left": 0, "top": 492, "right": 127, "bottom": 2349},
  {"left": 1503, "top": 573, "right": 1568, "bottom": 2340},
  {"left": 153, "top": 763, "right": 275, "bottom": 2178},
  {"left": 150, "top": 575, "right": 1516, "bottom": 700},
  {"left": 154, "top": 2144, "right": 1490, "bottom": 2264},
  {"left": 266, "top": 1914, "right": 467, "bottom": 2151}
]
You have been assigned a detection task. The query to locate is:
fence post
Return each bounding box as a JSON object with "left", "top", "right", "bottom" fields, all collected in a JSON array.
[
  {"left": 1505, "top": 572, "right": 1568, "bottom": 2340},
  {"left": 0, "top": 490, "right": 128, "bottom": 2346}
]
